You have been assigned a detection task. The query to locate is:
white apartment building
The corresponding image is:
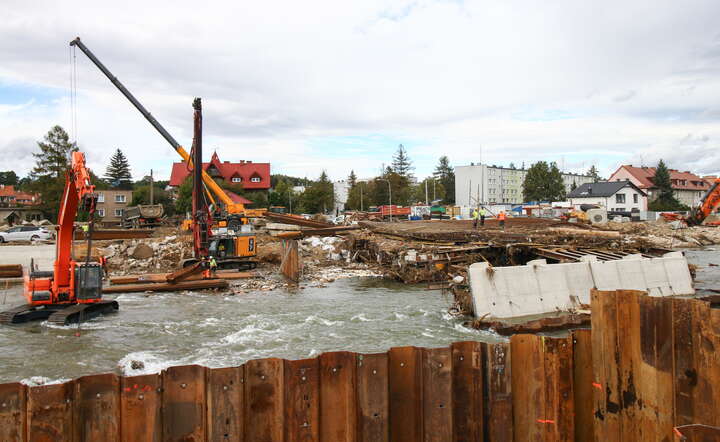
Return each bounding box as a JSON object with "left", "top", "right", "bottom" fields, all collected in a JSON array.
[
  {"left": 333, "top": 180, "right": 350, "bottom": 215},
  {"left": 455, "top": 164, "right": 594, "bottom": 205}
]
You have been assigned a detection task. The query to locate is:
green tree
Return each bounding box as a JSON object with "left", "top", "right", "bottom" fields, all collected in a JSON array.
[
  {"left": 433, "top": 155, "right": 455, "bottom": 204},
  {"left": 104, "top": 148, "right": 132, "bottom": 189},
  {"left": 27, "top": 126, "right": 78, "bottom": 221},
  {"left": 174, "top": 176, "right": 193, "bottom": 215},
  {"left": 587, "top": 165, "right": 602, "bottom": 182},
  {"left": 348, "top": 170, "right": 357, "bottom": 188},
  {"left": 648, "top": 159, "right": 687, "bottom": 211},
  {"left": 391, "top": 144, "right": 414, "bottom": 179},
  {"left": 0, "top": 171, "right": 19, "bottom": 186},
  {"left": 522, "top": 161, "right": 565, "bottom": 202},
  {"left": 345, "top": 181, "right": 367, "bottom": 211},
  {"left": 300, "top": 171, "right": 334, "bottom": 213},
  {"left": 132, "top": 184, "right": 175, "bottom": 216},
  {"left": 412, "top": 178, "right": 446, "bottom": 204}
]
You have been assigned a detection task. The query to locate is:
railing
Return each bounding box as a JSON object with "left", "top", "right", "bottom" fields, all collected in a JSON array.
[{"left": 0, "top": 290, "right": 718, "bottom": 441}]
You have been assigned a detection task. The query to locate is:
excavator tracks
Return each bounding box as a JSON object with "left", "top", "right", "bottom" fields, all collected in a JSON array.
[{"left": 0, "top": 301, "right": 119, "bottom": 326}]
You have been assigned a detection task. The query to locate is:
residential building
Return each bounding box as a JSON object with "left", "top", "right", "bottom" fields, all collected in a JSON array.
[
  {"left": 0, "top": 207, "right": 44, "bottom": 226},
  {"left": 609, "top": 165, "right": 709, "bottom": 208},
  {"left": 168, "top": 152, "right": 271, "bottom": 205},
  {"left": 454, "top": 164, "right": 594, "bottom": 205},
  {"left": 567, "top": 181, "right": 647, "bottom": 212},
  {"left": 703, "top": 176, "right": 718, "bottom": 186},
  {"left": 333, "top": 180, "right": 350, "bottom": 215},
  {"left": 96, "top": 190, "right": 133, "bottom": 225},
  {"left": 0, "top": 185, "right": 39, "bottom": 207}
]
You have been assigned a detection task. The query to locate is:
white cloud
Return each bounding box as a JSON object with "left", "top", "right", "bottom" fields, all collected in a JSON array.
[{"left": 0, "top": 0, "right": 719, "bottom": 181}]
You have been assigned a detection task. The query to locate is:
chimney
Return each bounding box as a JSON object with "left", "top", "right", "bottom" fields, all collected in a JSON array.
[{"left": 587, "top": 185, "right": 592, "bottom": 195}]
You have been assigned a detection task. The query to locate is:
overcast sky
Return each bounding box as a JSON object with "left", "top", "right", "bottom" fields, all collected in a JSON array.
[{"left": 1, "top": 0, "right": 720, "bottom": 182}]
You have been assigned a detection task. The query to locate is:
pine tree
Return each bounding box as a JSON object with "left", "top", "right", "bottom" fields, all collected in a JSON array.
[
  {"left": 433, "top": 156, "right": 455, "bottom": 204},
  {"left": 348, "top": 170, "right": 357, "bottom": 188},
  {"left": 27, "top": 126, "right": 78, "bottom": 221},
  {"left": 587, "top": 165, "right": 602, "bottom": 182},
  {"left": 648, "top": 159, "right": 686, "bottom": 210},
  {"left": 391, "top": 144, "right": 414, "bottom": 178},
  {"left": 104, "top": 148, "right": 132, "bottom": 189},
  {"left": 30, "top": 125, "right": 78, "bottom": 180},
  {"left": 301, "top": 171, "right": 335, "bottom": 213},
  {"left": 0, "top": 171, "right": 19, "bottom": 186}
]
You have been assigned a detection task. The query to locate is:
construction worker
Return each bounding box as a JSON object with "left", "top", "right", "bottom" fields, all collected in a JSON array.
[
  {"left": 479, "top": 207, "right": 487, "bottom": 226},
  {"left": 218, "top": 242, "right": 226, "bottom": 258},
  {"left": 498, "top": 211, "right": 506, "bottom": 230},
  {"left": 209, "top": 256, "right": 218, "bottom": 276},
  {"left": 472, "top": 208, "right": 479, "bottom": 228}
]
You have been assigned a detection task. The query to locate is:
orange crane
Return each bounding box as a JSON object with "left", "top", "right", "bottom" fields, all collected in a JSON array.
[
  {"left": 0, "top": 152, "right": 119, "bottom": 325},
  {"left": 69, "top": 37, "right": 263, "bottom": 231}
]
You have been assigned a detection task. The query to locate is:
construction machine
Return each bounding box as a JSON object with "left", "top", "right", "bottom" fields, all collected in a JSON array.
[
  {"left": 69, "top": 37, "right": 261, "bottom": 232},
  {"left": 0, "top": 152, "right": 119, "bottom": 325},
  {"left": 686, "top": 177, "right": 720, "bottom": 226},
  {"left": 69, "top": 37, "right": 257, "bottom": 269}
]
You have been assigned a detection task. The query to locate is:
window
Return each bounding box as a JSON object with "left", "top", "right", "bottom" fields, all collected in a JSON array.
[
  {"left": 232, "top": 177, "right": 242, "bottom": 183},
  {"left": 114, "top": 209, "right": 124, "bottom": 217},
  {"left": 98, "top": 209, "right": 105, "bottom": 217},
  {"left": 115, "top": 194, "right": 126, "bottom": 203},
  {"left": 97, "top": 193, "right": 105, "bottom": 203},
  {"left": 616, "top": 194, "right": 626, "bottom": 203},
  {"left": 633, "top": 194, "right": 638, "bottom": 204},
  {"left": 251, "top": 177, "right": 261, "bottom": 183}
]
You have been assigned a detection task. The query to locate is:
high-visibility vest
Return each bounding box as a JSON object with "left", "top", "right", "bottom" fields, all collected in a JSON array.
[
  {"left": 472, "top": 210, "right": 478, "bottom": 219},
  {"left": 498, "top": 212, "right": 506, "bottom": 221}
]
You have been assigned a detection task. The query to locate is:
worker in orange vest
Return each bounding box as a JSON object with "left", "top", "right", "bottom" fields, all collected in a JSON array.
[{"left": 498, "top": 211, "right": 506, "bottom": 230}]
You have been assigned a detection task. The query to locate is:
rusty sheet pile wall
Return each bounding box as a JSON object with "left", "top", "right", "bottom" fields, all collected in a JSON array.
[{"left": 0, "top": 290, "right": 718, "bottom": 441}]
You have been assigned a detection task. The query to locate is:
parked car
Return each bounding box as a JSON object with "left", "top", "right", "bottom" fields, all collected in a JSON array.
[{"left": 0, "top": 226, "right": 54, "bottom": 243}]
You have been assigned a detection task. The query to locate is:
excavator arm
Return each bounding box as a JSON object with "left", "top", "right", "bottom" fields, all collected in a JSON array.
[
  {"left": 69, "top": 37, "right": 245, "bottom": 214},
  {"left": 687, "top": 178, "right": 720, "bottom": 226},
  {"left": 53, "top": 151, "right": 96, "bottom": 295}
]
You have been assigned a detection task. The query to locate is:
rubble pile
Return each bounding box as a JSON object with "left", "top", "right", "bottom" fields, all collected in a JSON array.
[
  {"left": 604, "top": 221, "right": 720, "bottom": 248},
  {"left": 103, "top": 235, "right": 193, "bottom": 274}
]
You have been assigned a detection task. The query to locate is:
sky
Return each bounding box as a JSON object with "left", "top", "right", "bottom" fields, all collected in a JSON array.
[{"left": 1, "top": 0, "right": 720, "bottom": 182}]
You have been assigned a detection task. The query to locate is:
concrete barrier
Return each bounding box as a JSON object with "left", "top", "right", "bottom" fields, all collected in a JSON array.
[{"left": 469, "top": 253, "right": 694, "bottom": 319}]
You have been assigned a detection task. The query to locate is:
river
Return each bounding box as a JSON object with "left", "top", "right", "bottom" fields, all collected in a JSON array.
[{"left": 1, "top": 249, "right": 717, "bottom": 385}]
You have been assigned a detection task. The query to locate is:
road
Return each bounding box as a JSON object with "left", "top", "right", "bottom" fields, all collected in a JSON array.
[{"left": 0, "top": 244, "right": 55, "bottom": 270}]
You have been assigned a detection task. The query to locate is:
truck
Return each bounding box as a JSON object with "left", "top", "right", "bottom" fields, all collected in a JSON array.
[{"left": 122, "top": 204, "right": 164, "bottom": 228}]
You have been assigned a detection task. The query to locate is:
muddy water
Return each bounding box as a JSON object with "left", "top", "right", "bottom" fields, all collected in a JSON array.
[{"left": 0, "top": 276, "right": 497, "bottom": 384}]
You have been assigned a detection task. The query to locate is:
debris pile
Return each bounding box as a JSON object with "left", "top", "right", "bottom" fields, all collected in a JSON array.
[{"left": 103, "top": 235, "right": 192, "bottom": 274}]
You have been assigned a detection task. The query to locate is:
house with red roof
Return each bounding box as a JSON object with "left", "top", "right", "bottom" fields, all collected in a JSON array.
[
  {"left": 168, "top": 152, "right": 271, "bottom": 205},
  {"left": 608, "top": 165, "right": 709, "bottom": 209},
  {"left": 0, "top": 185, "right": 39, "bottom": 207}
]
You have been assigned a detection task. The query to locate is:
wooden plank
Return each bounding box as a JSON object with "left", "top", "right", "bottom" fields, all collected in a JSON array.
[
  {"left": 284, "top": 358, "right": 320, "bottom": 442},
  {"left": 103, "top": 279, "right": 228, "bottom": 294},
  {"left": 74, "top": 374, "right": 120, "bottom": 442},
  {"left": 320, "top": 351, "right": 357, "bottom": 442},
  {"left": 27, "top": 382, "right": 74, "bottom": 442},
  {"left": 591, "top": 289, "right": 620, "bottom": 441},
  {"left": 207, "top": 366, "right": 243, "bottom": 442},
  {"left": 120, "top": 374, "right": 162, "bottom": 442},
  {"left": 280, "top": 239, "right": 300, "bottom": 283},
  {"left": 638, "top": 294, "right": 675, "bottom": 439},
  {"left": 388, "top": 346, "right": 423, "bottom": 442},
  {"left": 693, "top": 299, "right": 720, "bottom": 426},
  {"left": 110, "top": 271, "right": 254, "bottom": 285},
  {"left": 672, "top": 298, "right": 697, "bottom": 426},
  {"left": 510, "top": 334, "right": 544, "bottom": 442},
  {"left": 544, "top": 335, "right": 574, "bottom": 442},
  {"left": 356, "top": 352, "right": 389, "bottom": 442},
  {"left": 483, "top": 342, "right": 512, "bottom": 442},
  {"left": 245, "top": 358, "right": 284, "bottom": 442},
  {"left": 615, "top": 290, "right": 643, "bottom": 440},
  {"left": 162, "top": 365, "right": 206, "bottom": 442},
  {"left": 673, "top": 424, "right": 720, "bottom": 441},
  {"left": 422, "top": 347, "right": 452, "bottom": 442},
  {"left": 0, "top": 382, "right": 26, "bottom": 442},
  {"left": 572, "top": 329, "right": 594, "bottom": 442},
  {"left": 450, "top": 341, "right": 483, "bottom": 442}
]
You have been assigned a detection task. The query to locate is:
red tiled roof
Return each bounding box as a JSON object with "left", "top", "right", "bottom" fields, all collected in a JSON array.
[
  {"left": 225, "top": 191, "right": 253, "bottom": 205},
  {"left": 614, "top": 165, "right": 708, "bottom": 191},
  {"left": 0, "top": 185, "right": 39, "bottom": 204},
  {"left": 168, "top": 152, "right": 271, "bottom": 190}
]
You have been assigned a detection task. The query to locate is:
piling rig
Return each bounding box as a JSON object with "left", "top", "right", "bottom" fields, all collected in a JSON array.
[
  {"left": 69, "top": 36, "right": 263, "bottom": 231},
  {"left": 0, "top": 152, "right": 119, "bottom": 325}
]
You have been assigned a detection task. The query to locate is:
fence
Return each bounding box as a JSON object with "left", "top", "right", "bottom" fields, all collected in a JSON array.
[{"left": 0, "top": 290, "right": 718, "bottom": 441}]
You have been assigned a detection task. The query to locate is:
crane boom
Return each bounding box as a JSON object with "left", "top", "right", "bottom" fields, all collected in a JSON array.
[{"left": 69, "top": 37, "right": 244, "bottom": 212}]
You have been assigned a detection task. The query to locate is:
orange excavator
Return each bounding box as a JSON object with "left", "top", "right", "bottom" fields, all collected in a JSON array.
[
  {"left": 659, "top": 178, "right": 720, "bottom": 226},
  {"left": 686, "top": 178, "right": 720, "bottom": 226},
  {"left": 0, "top": 152, "right": 119, "bottom": 325}
]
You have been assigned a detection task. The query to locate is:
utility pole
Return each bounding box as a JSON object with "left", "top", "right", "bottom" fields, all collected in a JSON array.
[
  {"left": 288, "top": 190, "right": 292, "bottom": 214},
  {"left": 149, "top": 169, "right": 154, "bottom": 205},
  {"left": 425, "top": 180, "right": 429, "bottom": 205},
  {"left": 360, "top": 184, "right": 364, "bottom": 212},
  {"left": 378, "top": 178, "right": 392, "bottom": 221},
  {"left": 433, "top": 179, "right": 436, "bottom": 202}
]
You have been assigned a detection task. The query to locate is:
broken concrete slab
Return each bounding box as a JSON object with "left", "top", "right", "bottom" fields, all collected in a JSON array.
[{"left": 469, "top": 252, "right": 694, "bottom": 319}]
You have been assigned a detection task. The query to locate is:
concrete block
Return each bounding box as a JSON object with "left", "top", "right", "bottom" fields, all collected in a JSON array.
[
  {"left": 590, "top": 261, "right": 621, "bottom": 291},
  {"left": 616, "top": 258, "right": 648, "bottom": 291}
]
